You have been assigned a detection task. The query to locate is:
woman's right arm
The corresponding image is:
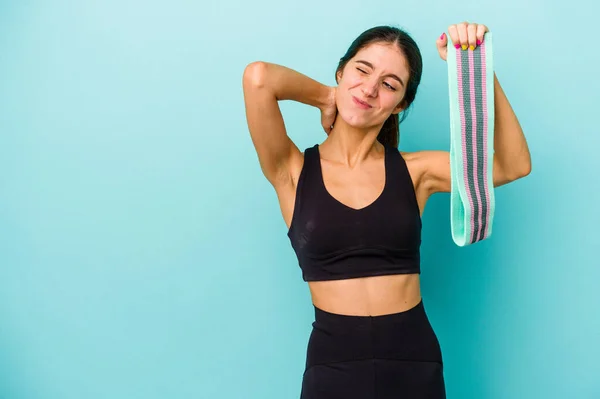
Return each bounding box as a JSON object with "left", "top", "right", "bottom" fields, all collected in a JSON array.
[{"left": 242, "top": 62, "right": 333, "bottom": 187}]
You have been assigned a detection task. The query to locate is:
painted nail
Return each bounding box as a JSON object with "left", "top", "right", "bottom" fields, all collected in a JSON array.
[
  {"left": 461, "top": 44, "right": 468, "bottom": 50},
  {"left": 476, "top": 39, "right": 482, "bottom": 46},
  {"left": 440, "top": 32, "right": 446, "bottom": 40},
  {"left": 469, "top": 45, "right": 475, "bottom": 51},
  {"left": 454, "top": 43, "right": 461, "bottom": 49}
]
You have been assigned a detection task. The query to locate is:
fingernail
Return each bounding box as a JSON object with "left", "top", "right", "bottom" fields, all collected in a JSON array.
[
  {"left": 476, "top": 39, "right": 482, "bottom": 46},
  {"left": 469, "top": 45, "right": 475, "bottom": 51},
  {"left": 440, "top": 32, "right": 445, "bottom": 40},
  {"left": 461, "top": 44, "right": 468, "bottom": 50},
  {"left": 454, "top": 43, "right": 461, "bottom": 49}
]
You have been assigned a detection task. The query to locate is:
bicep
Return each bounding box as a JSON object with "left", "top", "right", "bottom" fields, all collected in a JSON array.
[{"left": 242, "top": 62, "right": 300, "bottom": 186}]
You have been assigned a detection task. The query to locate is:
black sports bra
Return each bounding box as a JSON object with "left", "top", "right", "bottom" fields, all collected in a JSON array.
[{"left": 287, "top": 144, "right": 422, "bottom": 282}]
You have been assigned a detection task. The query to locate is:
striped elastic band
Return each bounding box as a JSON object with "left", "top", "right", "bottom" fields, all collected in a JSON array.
[{"left": 447, "top": 32, "right": 495, "bottom": 246}]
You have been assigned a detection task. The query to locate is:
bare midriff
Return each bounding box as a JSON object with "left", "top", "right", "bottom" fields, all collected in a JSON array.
[{"left": 308, "top": 273, "right": 422, "bottom": 316}]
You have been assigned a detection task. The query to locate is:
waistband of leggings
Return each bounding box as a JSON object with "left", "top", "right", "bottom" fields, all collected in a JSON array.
[{"left": 313, "top": 300, "right": 424, "bottom": 324}]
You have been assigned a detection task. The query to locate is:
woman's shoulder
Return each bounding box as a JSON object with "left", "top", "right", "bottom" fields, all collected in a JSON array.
[
  {"left": 395, "top": 149, "right": 439, "bottom": 179},
  {"left": 399, "top": 149, "right": 449, "bottom": 165}
]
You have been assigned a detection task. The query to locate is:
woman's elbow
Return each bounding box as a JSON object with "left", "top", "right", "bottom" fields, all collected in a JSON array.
[{"left": 243, "top": 61, "right": 268, "bottom": 89}]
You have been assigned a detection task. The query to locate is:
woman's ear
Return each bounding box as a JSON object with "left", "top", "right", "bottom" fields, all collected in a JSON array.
[{"left": 336, "top": 69, "right": 342, "bottom": 84}]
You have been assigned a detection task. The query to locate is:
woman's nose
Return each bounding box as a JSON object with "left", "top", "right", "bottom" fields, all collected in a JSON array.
[{"left": 361, "top": 78, "right": 377, "bottom": 97}]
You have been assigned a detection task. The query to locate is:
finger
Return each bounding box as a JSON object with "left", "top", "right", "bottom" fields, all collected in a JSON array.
[
  {"left": 448, "top": 25, "right": 460, "bottom": 49},
  {"left": 476, "top": 24, "right": 488, "bottom": 46},
  {"left": 436, "top": 32, "right": 448, "bottom": 60},
  {"left": 457, "top": 22, "right": 469, "bottom": 50},
  {"left": 436, "top": 31, "right": 448, "bottom": 50},
  {"left": 467, "top": 23, "right": 477, "bottom": 50},
  {"left": 437, "top": 32, "right": 448, "bottom": 46}
]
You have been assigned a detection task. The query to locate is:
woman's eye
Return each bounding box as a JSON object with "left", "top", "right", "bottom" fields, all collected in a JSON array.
[
  {"left": 356, "top": 68, "right": 367, "bottom": 74},
  {"left": 384, "top": 82, "right": 396, "bottom": 91}
]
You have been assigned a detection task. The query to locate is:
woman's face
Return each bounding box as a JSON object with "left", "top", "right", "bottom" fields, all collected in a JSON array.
[{"left": 336, "top": 42, "right": 410, "bottom": 129}]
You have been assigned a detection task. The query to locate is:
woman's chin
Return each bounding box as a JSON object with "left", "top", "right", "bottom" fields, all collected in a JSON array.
[
  {"left": 337, "top": 110, "right": 371, "bottom": 128},
  {"left": 336, "top": 112, "right": 380, "bottom": 130}
]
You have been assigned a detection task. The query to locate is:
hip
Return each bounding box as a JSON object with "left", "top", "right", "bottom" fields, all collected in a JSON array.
[
  {"left": 301, "top": 299, "right": 446, "bottom": 398},
  {"left": 305, "top": 299, "right": 443, "bottom": 370}
]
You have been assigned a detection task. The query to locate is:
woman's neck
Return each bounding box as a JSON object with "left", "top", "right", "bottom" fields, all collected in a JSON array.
[{"left": 320, "top": 118, "right": 384, "bottom": 167}]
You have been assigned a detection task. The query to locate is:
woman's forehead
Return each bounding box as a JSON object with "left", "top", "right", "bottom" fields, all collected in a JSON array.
[{"left": 353, "top": 43, "right": 409, "bottom": 76}]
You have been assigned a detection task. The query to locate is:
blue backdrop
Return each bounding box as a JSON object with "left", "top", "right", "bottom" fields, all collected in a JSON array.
[{"left": 1, "top": 1, "right": 598, "bottom": 398}]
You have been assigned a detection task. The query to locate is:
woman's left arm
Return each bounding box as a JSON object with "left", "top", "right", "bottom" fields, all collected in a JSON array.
[
  {"left": 489, "top": 72, "right": 532, "bottom": 183},
  {"left": 416, "top": 22, "right": 532, "bottom": 196}
]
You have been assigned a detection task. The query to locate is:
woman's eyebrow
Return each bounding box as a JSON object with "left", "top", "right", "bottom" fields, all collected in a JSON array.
[{"left": 355, "top": 60, "right": 405, "bottom": 87}]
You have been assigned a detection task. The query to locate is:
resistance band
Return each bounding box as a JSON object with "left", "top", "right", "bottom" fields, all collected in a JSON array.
[{"left": 447, "top": 32, "right": 495, "bottom": 247}]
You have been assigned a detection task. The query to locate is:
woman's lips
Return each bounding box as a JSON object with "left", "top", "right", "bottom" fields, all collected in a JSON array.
[{"left": 352, "top": 96, "right": 372, "bottom": 109}]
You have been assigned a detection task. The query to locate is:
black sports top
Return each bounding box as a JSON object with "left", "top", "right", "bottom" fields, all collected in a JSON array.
[{"left": 287, "top": 144, "right": 422, "bottom": 282}]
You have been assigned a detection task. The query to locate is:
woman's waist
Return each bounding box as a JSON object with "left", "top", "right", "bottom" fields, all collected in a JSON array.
[{"left": 308, "top": 273, "right": 421, "bottom": 317}]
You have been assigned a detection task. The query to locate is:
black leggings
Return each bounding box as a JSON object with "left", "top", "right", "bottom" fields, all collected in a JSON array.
[{"left": 301, "top": 300, "right": 446, "bottom": 399}]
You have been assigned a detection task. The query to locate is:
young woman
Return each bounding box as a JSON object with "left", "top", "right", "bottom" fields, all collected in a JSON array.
[{"left": 242, "top": 22, "right": 531, "bottom": 399}]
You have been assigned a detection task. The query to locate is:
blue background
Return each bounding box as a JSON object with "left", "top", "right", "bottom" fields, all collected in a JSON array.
[{"left": 1, "top": 0, "right": 598, "bottom": 398}]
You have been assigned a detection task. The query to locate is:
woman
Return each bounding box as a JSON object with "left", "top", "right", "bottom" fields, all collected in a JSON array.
[{"left": 242, "top": 22, "right": 531, "bottom": 399}]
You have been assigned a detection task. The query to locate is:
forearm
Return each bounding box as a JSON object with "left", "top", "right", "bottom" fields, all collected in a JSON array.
[
  {"left": 493, "top": 73, "right": 532, "bottom": 178},
  {"left": 248, "top": 62, "right": 332, "bottom": 110}
]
